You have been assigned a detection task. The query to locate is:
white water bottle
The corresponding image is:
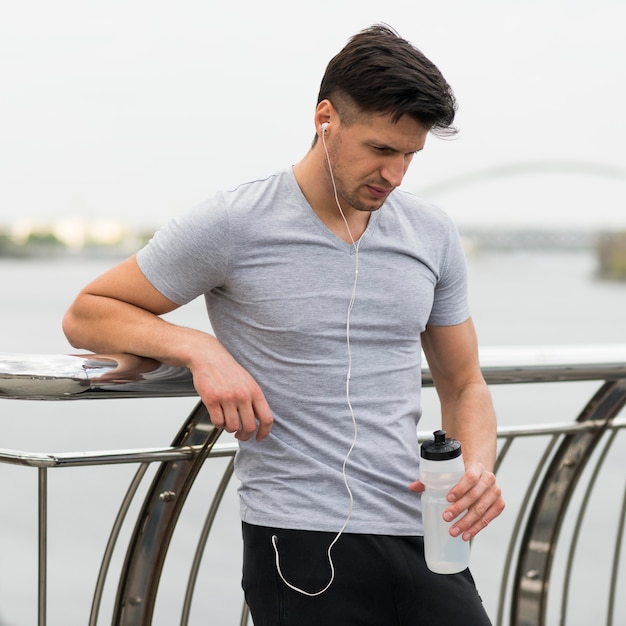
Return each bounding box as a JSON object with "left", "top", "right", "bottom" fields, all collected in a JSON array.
[{"left": 419, "top": 429, "right": 470, "bottom": 574}]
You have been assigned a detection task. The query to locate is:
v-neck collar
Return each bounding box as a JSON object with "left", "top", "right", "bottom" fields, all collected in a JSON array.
[{"left": 286, "top": 168, "right": 380, "bottom": 255}]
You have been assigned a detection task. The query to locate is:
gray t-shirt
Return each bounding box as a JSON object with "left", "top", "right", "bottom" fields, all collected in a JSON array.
[{"left": 137, "top": 168, "right": 470, "bottom": 535}]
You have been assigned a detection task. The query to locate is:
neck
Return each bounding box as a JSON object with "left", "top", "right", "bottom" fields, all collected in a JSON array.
[{"left": 293, "top": 150, "right": 370, "bottom": 244}]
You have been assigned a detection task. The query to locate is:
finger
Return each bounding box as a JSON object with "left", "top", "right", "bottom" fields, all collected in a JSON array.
[
  {"left": 446, "top": 464, "right": 485, "bottom": 504},
  {"left": 446, "top": 463, "right": 496, "bottom": 512},
  {"left": 196, "top": 385, "right": 228, "bottom": 431},
  {"left": 252, "top": 396, "right": 274, "bottom": 441},
  {"left": 448, "top": 484, "right": 504, "bottom": 540},
  {"left": 221, "top": 400, "right": 243, "bottom": 434},
  {"left": 236, "top": 404, "right": 260, "bottom": 441},
  {"left": 443, "top": 484, "right": 487, "bottom": 523},
  {"left": 454, "top": 495, "right": 505, "bottom": 541},
  {"left": 443, "top": 473, "right": 493, "bottom": 524}
]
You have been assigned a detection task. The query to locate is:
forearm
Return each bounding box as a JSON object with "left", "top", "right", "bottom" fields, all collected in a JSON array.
[
  {"left": 63, "top": 292, "right": 216, "bottom": 369},
  {"left": 416, "top": 321, "right": 505, "bottom": 538},
  {"left": 440, "top": 381, "right": 497, "bottom": 472},
  {"left": 436, "top": 381, "right": 504, "bottom": 540}
]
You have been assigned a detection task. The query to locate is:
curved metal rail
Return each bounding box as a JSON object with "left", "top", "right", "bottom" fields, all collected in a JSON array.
[
  {"left": 508, "top": 379, "right": 626, "bottom": 626},
  {"left": 1, "top": 345, "right": 625, "bottom": 626},
  {"left": 111, "top": 401, "right": 222, "bottom": 626}
]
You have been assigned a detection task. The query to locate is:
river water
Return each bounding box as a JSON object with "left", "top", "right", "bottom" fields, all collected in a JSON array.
[{"left": 0, "top": 249, "right": 625, "bottom": 625}]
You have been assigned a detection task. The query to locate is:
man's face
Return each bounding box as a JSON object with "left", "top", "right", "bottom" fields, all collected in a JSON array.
[{"left": 324, "top": 112, "right": 429, "bottom": 213}]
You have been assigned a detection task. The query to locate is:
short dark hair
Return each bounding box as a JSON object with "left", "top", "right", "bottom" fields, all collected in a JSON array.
[{"left": 317, "top": 24, "right": 457, "bottom": 137}]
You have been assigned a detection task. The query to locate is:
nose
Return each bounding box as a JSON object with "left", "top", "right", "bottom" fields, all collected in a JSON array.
[{"left": 381, "top": 154, "right": 411, "bottom": 188}]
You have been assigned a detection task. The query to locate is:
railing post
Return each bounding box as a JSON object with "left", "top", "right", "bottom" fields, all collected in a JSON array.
[{"left": 38, "top": 467, "right": 47, "bottom": 626}]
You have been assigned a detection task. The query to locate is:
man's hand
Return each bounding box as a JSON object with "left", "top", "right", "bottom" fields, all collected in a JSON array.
[
  {"left": 188, "top": 340, "right": 273, "bottom": 442},
  {"left": 409, "top": 460, "right": 504, "bottom": 541}
]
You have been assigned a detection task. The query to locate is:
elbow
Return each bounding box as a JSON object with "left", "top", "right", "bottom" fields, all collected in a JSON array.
[
  {"left": 62, "top": 305, "right": 86, "bottom": 350},
  {"left": 62, "top": 309, "right": 78, "bottom": 348}
]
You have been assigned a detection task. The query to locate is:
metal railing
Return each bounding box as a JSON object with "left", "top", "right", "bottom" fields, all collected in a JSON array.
[{"left": 1, "top": 345, "right": 625, "bottom": 626}]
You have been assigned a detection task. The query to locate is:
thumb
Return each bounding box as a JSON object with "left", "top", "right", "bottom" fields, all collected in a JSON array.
[{"left": 408, "top": 480, "right": 425, "bottom": 493}]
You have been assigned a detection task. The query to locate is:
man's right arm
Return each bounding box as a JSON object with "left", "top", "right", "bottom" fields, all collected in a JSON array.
[{"left": 62, "top": 255, "right": 273, "bottom": 441}]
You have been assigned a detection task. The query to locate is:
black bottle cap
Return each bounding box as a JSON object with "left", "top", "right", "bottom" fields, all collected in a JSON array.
[{"left": 420, "top": 430, "right": 462, "bottom": 460}]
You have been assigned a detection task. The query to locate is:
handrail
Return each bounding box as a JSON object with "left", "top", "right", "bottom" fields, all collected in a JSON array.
[
  {"left": 1, "top": 344, "right": 626, "bottom": 401},
  {"left": 1, "top": 345, "right": 625, "bottom": 626}
]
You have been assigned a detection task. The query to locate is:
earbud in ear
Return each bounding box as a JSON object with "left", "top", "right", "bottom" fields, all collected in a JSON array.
[{"left": 321, "top": 122, "right": 329, "bottom": 132}]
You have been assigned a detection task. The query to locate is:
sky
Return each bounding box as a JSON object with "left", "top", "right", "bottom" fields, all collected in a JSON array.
[{"left": 1, "top": 0, "right": 625, "bottom": 232}]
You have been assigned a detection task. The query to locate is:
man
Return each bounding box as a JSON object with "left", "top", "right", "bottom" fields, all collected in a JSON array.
[{"left": 64, "top": 24, "right": 504, "bottom": 625}]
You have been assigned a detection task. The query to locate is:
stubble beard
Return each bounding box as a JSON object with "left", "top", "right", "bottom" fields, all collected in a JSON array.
[
  {"left": 330, "top": 169, "right": 390, "bottom": 214},
  {"left": 325, "top": 138, "right": 391, "bottom": 214}
]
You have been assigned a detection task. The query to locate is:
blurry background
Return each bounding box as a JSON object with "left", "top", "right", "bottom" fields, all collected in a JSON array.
[{"left": 1, "top": 0, "right": 625, "bottom": 239}]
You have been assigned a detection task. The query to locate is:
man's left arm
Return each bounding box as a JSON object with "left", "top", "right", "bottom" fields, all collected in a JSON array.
[{"left": 409, "top": 318, "right": 505, "bottom": 541}]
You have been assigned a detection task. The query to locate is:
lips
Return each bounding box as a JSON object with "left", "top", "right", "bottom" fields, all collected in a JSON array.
[{"left": 366, "top": 184, "right": 393, "bottom": 200}]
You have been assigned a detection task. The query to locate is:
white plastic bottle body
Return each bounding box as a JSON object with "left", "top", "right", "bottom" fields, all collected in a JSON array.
[{"left": 420, "top": 457, "right": 470, "bottom": 574}]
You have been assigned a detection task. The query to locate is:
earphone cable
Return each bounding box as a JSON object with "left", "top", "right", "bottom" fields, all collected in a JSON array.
[{"left": 270, "top": 126, "right": 360, "bottom": 596}]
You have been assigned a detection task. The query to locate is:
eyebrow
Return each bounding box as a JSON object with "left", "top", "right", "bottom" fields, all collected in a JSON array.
[{"left": 374, "top": 143, "right": 424, "bottom": 154}]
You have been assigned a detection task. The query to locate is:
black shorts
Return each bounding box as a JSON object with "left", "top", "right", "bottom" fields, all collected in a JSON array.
[{"left": 242, "top": 522, "right": 492, "bottom": 626}]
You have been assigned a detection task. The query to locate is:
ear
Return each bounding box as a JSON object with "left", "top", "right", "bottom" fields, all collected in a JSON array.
[{"left": 314, "top": 99, "right": 335, "bottom": 134}]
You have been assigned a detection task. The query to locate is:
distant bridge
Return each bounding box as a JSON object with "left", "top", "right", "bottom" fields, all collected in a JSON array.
[
  {"left": 417, "top": 160, "right": 626, "bottom": 196},
  {"left": 459, "top": 227, "right": 598, "bottom": 251}
]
